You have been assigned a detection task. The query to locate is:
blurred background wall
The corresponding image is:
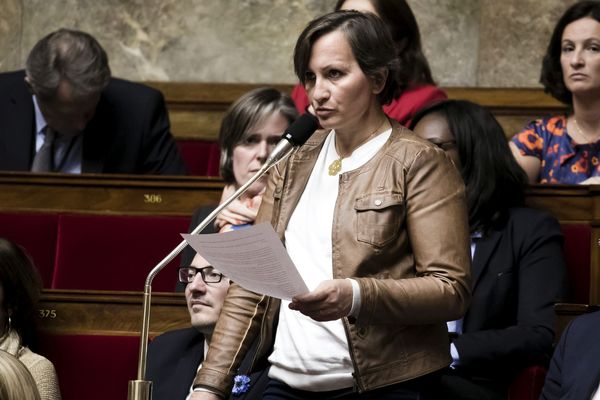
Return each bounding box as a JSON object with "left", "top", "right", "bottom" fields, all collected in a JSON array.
[{"left": 0, "top": 0, "right": 578, "bottom": 87}]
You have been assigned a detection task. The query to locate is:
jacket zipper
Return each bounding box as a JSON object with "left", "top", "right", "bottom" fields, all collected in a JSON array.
[
  {"left": 337, "top": 174, "right": 363, "bottom": 392},
  {"left": 342, "top": 317, "right": 364, "bottom": 393},
  {"left": 248, "top": 295, "right": 272, "bottom": 372}
]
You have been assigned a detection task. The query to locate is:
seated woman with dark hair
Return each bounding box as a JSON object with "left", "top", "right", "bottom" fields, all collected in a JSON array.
[
  {"left": 510, "top": 1, "right": 600, "bottom": 184},
  {"left": 411, "top": 100, "right": 568, "bottom": 400},
  {"left": 291, "top": 0, "right": 446, "bottom": 127},
  {"left": 0, "top": 238, "right": 61, "bottom": 400}
]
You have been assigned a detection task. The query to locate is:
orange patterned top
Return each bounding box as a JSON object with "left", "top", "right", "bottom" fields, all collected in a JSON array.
[{"left": 511, "top": 115, "right": 600, "bottom": 184}]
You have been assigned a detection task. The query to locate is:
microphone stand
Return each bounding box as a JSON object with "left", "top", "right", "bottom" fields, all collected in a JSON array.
[{"left": 127, "top": 146, "right": 295, "bottom": 400}]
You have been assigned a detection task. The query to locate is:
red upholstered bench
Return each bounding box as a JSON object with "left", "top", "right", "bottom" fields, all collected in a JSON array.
[
  {"left": 0, "top": 211, "right": 58, "bottom": 287},
  {"left": 177, "top": 139, "right": 221, "bottom": 176},
  {"left": 508, "top": 365, "right": 548, "bottom": 400},
  {"left": 38, "top": 333, "right": 140, "bottom": 400},
  {"left": 52, "top": 214, "right": 190, "bottom": 291},
  {"left": 560, "top": 223, "right": 591, "bottom": 303},
  {"left": 507, "top": 223, "right": 591, "bottom": 400}
]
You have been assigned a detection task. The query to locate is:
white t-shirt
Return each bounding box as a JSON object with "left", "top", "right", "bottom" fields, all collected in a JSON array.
[{"left": 268, "top": 128, "right": 391, "bottom": 391}]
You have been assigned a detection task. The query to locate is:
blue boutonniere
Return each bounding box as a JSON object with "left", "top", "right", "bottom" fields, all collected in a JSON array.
[{"left": 232, "top": 374, "right": 251, "bottom": 396}]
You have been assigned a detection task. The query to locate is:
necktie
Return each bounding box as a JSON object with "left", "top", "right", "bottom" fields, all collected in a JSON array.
[{"left": 31, "top": 127, "right": 56, "bottom": 172}]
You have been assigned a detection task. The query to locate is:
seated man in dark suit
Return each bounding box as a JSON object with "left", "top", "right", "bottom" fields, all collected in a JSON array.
[
  {"left": 540, "top": 310, "right": 600, "bottom": 400},
  {"left": 0, "top": 28, "right": 186, "bottom": 175},
  {"left": 146, "top": 252, "right": 267, "bottom": 400}
]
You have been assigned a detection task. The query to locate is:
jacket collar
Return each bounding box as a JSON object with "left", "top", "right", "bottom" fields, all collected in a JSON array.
[
  {"left": 292, "top": 119, "right": 404, "bottom": 173},
  {"left": 276, "top": 119, "right": 405, "bottom": 236}
]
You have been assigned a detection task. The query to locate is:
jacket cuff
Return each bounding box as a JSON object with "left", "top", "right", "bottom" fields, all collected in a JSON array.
[
  {"left": 193, "top": 368, "right": 233, "bottom": 399},
  {"left": 352, "top": 277, "right": 376, "bottom": 325}
]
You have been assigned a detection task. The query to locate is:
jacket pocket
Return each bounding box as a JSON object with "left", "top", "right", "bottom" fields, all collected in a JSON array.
[{"left": 354, "top": 192, "right": 403, "bottom": 248}]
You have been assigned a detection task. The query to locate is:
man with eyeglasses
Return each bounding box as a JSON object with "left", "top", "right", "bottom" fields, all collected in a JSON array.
[{"left": 146, "top": 253, "right": 267, "bottom": 399}]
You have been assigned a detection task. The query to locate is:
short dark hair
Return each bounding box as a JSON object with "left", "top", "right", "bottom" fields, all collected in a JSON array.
[
  {"left": 335, "top": 0, "right": 435, "bottom": 89},
  {"left": 0, "top": 238, "right": 42, "bottom": 349},
  {"left": 540, "top": 1, "right": 600, "bottom": 105},
  {"left": 219, "top": 88, "right": 298, "bottom": 184},
  {"left": 410, "top": 100, "right": 528, "bottom": 234},
  {"left": 294, "top": 10, "right": 401, "bottom": 105},
  {"left": 26, "top": 28, "right": 111, "bottom": 100}
]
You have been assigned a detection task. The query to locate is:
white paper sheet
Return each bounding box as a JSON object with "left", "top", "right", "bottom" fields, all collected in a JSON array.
[{"left": 182, "top": 223, "right": 309, "bottom": 300}]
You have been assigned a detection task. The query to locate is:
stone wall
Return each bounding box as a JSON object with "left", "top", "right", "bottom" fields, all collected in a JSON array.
[{"left": 0, "top": 0, "right": 579, "bottom": 87}]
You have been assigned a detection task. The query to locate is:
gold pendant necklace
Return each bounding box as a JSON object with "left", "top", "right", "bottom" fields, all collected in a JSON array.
[
  {"left": 327, "top": 118, "right": 387, "bottom": 176},
  {"left": 328, "top": 157, "right": 342, "bottom": 176}
]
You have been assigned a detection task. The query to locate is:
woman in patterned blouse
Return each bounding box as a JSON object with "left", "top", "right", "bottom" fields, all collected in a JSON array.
[{"left": 510, "top": 1, "right": 600, "bottom": 184}]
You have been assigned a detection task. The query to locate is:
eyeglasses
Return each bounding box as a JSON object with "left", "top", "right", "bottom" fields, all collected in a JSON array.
[{"left": 178, "top": 266, "right": 225, "bottom": 284}]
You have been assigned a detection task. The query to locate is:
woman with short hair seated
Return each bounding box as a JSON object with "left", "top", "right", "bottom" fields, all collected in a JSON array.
[
  {"left": 510, "top": 1, "right": 600, "bottom": 184},
  {"left": 412, "top": 100, "right": 568, "bottom": 399},
  {"left": 177, "top": 88, "right": 298, "bottom": 289}
]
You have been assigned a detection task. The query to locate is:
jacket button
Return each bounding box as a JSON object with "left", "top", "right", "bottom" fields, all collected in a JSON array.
[
  {"left": 374, "top": 199, "right": 382, "bottom": 206},
  {"left": 358, "top": 327, "right": 367, "bottom": 335}
]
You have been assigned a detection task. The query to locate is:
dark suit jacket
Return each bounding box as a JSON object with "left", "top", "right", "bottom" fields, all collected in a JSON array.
[
  {"left": 176, "top": 205, "right": 218, "bottom": 292},
  {"left": 540, "top": 311, "right": 600, "bottom": 399},
  {"left": 146, "top": 327, "right": 269, "bottom": 400},
  {"left": 0, "top": 70, "right": 186, "bottom": 174},
  {"left": 452, "top": 208, "right": 567, "bottom": 384}
]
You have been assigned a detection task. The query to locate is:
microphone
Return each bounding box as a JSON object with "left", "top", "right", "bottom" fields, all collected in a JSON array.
[
  {"left": 128, "top": 111, "right": 319, "bottom": 400},
  {"left": 264, "top": 112, "right": 319, "bottom": 167}
]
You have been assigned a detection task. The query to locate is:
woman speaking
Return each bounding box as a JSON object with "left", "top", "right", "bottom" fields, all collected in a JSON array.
[{"left": 191, "top": 10, "right": 470, "bottom": 400}]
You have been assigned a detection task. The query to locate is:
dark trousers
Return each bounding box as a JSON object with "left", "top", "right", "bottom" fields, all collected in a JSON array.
[
  {"left": 262, "top": 372, "right": 440, "bottom": 400},
  {"left": 431, "top": 368, "right": 507, "bottom": 400}
]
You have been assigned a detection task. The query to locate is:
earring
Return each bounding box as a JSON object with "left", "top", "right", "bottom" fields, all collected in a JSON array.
[{"left": 7, "top": 316, "right": 11, "bottom": 332}]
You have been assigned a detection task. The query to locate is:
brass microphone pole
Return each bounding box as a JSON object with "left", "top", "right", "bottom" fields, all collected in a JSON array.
[
  {"left": 127, "top": 112, "right": 318, "bottom": 400},
  {"left": 127, "top": 162, "right": 279, "bottom": 400}
]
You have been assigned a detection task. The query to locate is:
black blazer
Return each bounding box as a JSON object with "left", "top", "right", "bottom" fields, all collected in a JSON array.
[
  {"left": 146, "top": 327, "right": 269, "bottom": 400},
  {"left": 146, "top": 328, "right": 204, "bottom": 400},
  {"left": 0, "top": 70, "right": 186, "bottom": 175},
  {"left": 540, "top": 311, "right": 600, "bottom": 399},
  {"left": 453, "top": 208, "right": 567, "bottom": 381}
]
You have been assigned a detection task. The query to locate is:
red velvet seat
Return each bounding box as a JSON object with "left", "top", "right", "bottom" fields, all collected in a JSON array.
[
  {"left": 508, "top": 365, "right": 548, "bottom": 400},
  {"left": 52, "top": 214, "right": 190, "bottom": 291},
  {"left": 38, "top": 333, "right": 140, "bottom": 400},
  {"left": 0, "top": 211, "right": 58, "bottom": 287},
  {"left": 560, "top": 223, "right": 591, "bottom": 303},
  {"left": 177, "top": 139, "right": 221, "bottom": 176},
  {"left": 507, "top": 223, "right": 590, "bottom": 399}
]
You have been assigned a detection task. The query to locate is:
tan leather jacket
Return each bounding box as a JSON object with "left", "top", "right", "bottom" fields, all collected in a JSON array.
[{"left": 195, "top": 121, "right": 471, "bottom": 396}]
